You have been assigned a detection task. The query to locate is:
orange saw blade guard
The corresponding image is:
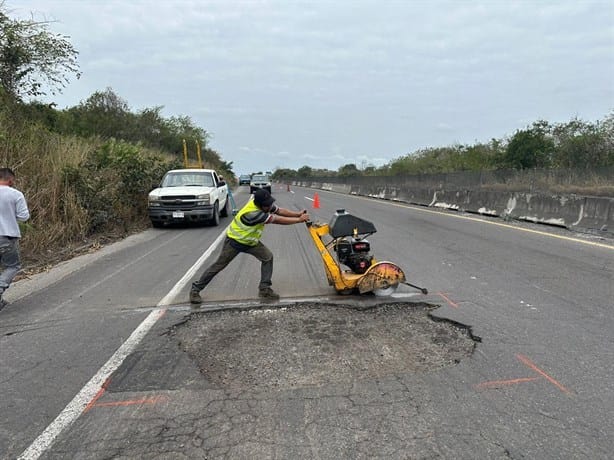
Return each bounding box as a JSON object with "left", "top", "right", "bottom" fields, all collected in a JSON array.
[{"left": 356, "top": 262, "right": 406, "bottom": 294}]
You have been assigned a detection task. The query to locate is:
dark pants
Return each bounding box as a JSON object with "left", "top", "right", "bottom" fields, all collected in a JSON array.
[{"left": 191, "top": 237, "right": 273, "bottom": 292}]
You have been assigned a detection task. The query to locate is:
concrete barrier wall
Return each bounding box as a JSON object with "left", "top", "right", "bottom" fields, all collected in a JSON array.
[{"left": 291, "top": 180, "right": 613, "bottom": 235}]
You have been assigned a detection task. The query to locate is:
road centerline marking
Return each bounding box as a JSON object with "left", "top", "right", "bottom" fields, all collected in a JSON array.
[
  {"left": 18, "top": 226, "right": 231, "bottom": 459},
  {"left": 17, "top": 308, "right": 166, "bottom": 460}
]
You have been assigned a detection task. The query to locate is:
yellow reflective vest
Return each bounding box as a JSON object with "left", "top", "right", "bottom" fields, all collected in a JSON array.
[{"left": 227, "top": 198, "right": 265, "bottom": 246}]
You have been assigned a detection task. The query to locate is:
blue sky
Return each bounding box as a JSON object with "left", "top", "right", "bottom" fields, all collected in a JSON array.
[{"left": 11, "top": 0, "right": 614, "bottom": 175}]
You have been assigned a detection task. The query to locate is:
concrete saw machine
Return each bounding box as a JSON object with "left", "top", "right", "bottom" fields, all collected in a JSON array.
[{"left": 306, "top": 209, "right": 428, "bottom": 297}]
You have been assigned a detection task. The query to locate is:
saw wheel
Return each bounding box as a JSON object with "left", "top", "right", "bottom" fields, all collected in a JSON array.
[{"left": 373, "top": 283, "right": 399, "bottom": 297}]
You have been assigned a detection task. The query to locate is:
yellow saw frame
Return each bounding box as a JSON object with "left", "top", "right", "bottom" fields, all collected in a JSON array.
[{"left": 306, "top": 221, "right": 409, "bottom": 296}]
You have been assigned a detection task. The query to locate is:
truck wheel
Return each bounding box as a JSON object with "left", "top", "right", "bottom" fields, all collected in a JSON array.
[
  {"left": 210, "top": 202, "right": 220, "bottom": 226},
  {"left": 151, "top": 220, "right": 164, "bottom": 228},
  {"left": 220, "top": 198, "right": 229, "bottom": 217}
]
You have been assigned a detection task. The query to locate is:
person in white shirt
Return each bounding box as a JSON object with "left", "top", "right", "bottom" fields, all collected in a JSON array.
[{"left": 0, "top": 168, "right": 30, "bottom": 310}]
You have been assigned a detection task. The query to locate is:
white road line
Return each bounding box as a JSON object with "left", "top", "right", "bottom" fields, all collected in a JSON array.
[
  {"left": 157, "top": 226, "right": 228, "bottom": 306},
  {"left": 17, "top": 308, "right": 165, "bottom": 460},
  {"left": 18, "top": 227, "right": 229, "bottom": 459}
]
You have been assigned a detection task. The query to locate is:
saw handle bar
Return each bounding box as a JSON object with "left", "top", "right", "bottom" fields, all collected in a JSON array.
[{"left": 402, "top": 281, "right": 428, "bottom": 295}]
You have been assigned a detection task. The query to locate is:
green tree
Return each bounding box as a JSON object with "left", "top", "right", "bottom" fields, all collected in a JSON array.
[
  {"left": 272, "top": 168, "right": 297, "bottom": 180},
  {"left": 551, "top": 117, "right": 612, "bottom": 168},
  {"left": 68, "top": 88, "right": 131, "bottom": 139},
  {"left": 460, "top": 141, "right": 502, "bottom": 170},
  {"left": 62, "top": 89, "right": 231, "bottom": 174},
  {"left": 338, "top": 163, "right": 362, "bottom": 177},
  {"left": 387, "top": 154, "right": 418, "bottom": 176},
  {"left": 502, "top": 121, "right": 554, "bottom": 169},
  {"left": 297, "top": 165, "right": 313, "bottom": 178},
  {"left": 600, "top": 111, "right": 614, "bottom": 166},
  {"left": 0, "top": 3, "right": 80, "bottom": 100},
  {"left": 363, "top": 165, "right": 377, "bottom": 175},
  {"left": 133, "top": 106, "right": 169, "bottom": 149},
  {"left": 414, "top": 146, "right": 460, "bottom": 173}
]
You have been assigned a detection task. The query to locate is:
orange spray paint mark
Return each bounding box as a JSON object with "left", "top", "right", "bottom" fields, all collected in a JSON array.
[
  {"left": 516, "top": 353, "right": 572, "bottom": 395},
  {"left": 475, "top": 377, "right": 540, "bottom": 389},
  {"left": 92, "top": 395, "right": 168, "bottom": 409},
  {"left": 84, "top": 377, "right": 111, "bottom": 413},
  {"left": 475, "top": 354, "right": 573, "bottom": 395},
  {"left": 437, "top": 292, "right": 459, "bottom": 308}
]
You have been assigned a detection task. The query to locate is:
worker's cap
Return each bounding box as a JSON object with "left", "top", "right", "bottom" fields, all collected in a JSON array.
[{"left": 253, "top": 188, "right": 275, "bottom": 207}]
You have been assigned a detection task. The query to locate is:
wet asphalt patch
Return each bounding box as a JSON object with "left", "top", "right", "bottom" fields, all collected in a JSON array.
[{"left": 171, "top": 302, "right": 478, "bottom": 390}]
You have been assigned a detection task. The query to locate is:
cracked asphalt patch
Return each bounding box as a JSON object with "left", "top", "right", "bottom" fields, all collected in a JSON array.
[
  {"left": 172, "top": 302, "right": 477, "bottom": 390},
  {"left": 45, "top": 304, "right": 529, "bottom": 459}
]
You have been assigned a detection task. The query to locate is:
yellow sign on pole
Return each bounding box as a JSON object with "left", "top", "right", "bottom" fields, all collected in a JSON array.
[{"left": 182, "top": 139, "right": 203, "bottom": 168}]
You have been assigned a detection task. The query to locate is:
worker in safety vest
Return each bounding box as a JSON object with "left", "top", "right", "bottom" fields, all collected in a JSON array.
[{"left": 189, "top": 188, "right": 309, "bottom": 304}]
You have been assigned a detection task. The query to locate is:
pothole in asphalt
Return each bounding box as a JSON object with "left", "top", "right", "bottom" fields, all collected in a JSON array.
[{"left": 171, "top": 302, "right": 478, "bottom": 390}]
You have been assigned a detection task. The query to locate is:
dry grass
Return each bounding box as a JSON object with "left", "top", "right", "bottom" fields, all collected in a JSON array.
[
  {"left": 481, "top": 176, "right": 614, "bottom": 197},
  {"left": 1, "top": 119, "right": 174, "bottom": 270},
  {"left": 4, "top": 127, "right": 92, "bottom": 254}
]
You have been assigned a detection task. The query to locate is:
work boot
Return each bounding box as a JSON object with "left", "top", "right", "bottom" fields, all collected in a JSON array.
[
  {"left": 189, "top": 290, "right": 202, "bottom": 304},
  {"left": 258, "top": 287, "right": 280, "bottom": 300}
]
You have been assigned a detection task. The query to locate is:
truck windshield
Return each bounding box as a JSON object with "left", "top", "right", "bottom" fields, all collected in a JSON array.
[{"left": 162, "top": 172, "right": 215, "bottom": 187}]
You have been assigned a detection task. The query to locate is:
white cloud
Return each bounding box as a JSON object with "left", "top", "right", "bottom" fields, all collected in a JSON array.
[{"left": 10, "top": 0, "right": 614, "bottom": 173}]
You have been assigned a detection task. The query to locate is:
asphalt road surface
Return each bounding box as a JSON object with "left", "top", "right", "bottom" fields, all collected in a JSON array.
[{"left": 1, "top": 185, "right": 612, "bottom": 459}]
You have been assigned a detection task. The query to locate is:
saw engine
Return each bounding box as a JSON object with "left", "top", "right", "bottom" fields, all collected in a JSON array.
[
  {"left": 334, "top": 237, "right": 373, "bottom": 274},
  {"left": 329, "top": 209, "right": 377, "bottom": 274}
]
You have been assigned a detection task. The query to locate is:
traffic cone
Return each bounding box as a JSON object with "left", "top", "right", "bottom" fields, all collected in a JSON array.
[{"left": 313, "top": 192, "right": 320, "bottom": 209}]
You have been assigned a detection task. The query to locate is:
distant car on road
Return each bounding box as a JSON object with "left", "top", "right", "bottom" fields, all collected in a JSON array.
[
  {"left": 249, "top": 174, "right": 272, "bottom": 194},
  {"left": 239, "top": 174, "right": 251, "bottom": 185}
]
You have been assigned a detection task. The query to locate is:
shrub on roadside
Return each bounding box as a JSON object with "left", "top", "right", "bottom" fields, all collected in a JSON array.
[
  {"left": 1, "top": 107, "right": 178, "bottom": 265},
  {"left": 62, "top": 139, "right": 180, "bottom": 235}
]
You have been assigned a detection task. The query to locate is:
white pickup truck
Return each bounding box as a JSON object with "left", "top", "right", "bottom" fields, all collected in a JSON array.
[{"left": 147, "top": 168, "right": 229, "bottom": 227}]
